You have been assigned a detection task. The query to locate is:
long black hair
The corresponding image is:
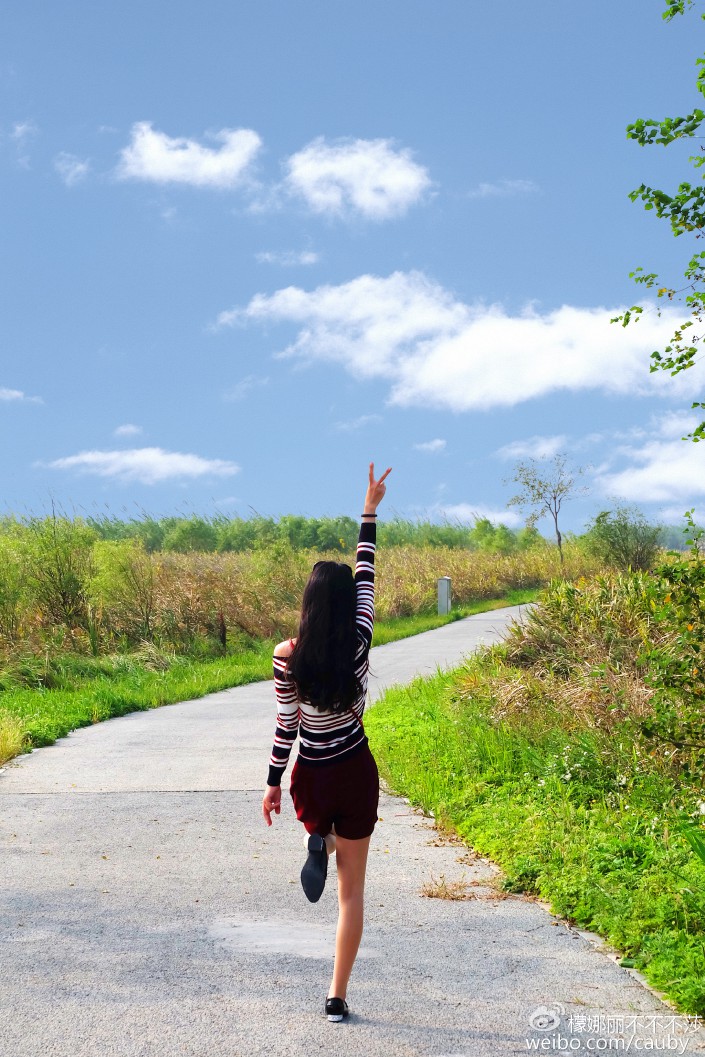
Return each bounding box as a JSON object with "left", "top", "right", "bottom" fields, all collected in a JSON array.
[{"left": 287, "top": 560, "right": 362, "bottom": 715}]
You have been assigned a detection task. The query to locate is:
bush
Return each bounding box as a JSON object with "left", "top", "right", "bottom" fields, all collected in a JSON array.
[
  {"left": 584, "top": 505, "right": 662, "bottom": 572},
  {"left": 639, "top": 511, "right": 705, "bottom": 778},
  {"left": 25, "top": 514, "right": 97, "bottom": 630},
  {"left": 162, "top": 517, "right": 218, "bottom": 553},
  {"left": 88, "top": 539, "right": 157, "bottom": 644},
  {"left": 0, "top": 525, "right": 33, "bottom": 639}
]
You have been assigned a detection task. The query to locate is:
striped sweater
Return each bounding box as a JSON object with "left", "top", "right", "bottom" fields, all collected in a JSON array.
[{"left": 266, "top": 519, "right": 376, "bottom": 787}]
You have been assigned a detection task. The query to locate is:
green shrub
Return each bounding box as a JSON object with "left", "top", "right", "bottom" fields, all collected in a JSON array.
[
  {"left": 584, "top": 505, "right": 662, "bottom": 572},
  {"left": 0, "top": 527, "right": 33, "bottom": 639},
  {"left": 162, "top": 517, "right": 218, "bottom": 553},
  {"left": 88, "top": 539, "right": 157, "bottom": 644},
  {"left": 25, "top": 513, "right": 97, "bottom": 630},
  {"left": 638, "top": 511, "right": 705, "bottom": 779}
]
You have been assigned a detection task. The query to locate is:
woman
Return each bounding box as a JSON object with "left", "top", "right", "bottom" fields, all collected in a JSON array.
[{"left": 262, "top": 462, "right": 391, "bottom": 1023}]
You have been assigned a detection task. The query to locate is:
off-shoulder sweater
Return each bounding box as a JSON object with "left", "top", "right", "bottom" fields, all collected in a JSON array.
[{"left": 266, "top": 519, "right": 375, "bottom": 787}]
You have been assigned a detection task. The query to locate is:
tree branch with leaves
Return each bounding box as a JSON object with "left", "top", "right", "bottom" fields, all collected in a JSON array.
[{"left": 612, "top": 0, "right": 705, "bottom": 441}]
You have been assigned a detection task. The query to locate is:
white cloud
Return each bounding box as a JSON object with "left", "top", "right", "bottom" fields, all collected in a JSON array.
[
  {"left": 215, "top": 270, "right": 467, "bottom": 363},
  {"left": 54, "top": 152, "right": 90, "bottom": 186},
  {"left": 117, "top": 122, "right": 261, "bottom": 188},
  {"left": 653, "top": 408, "right": 700, "bottom": 439},
  {"left": 595, "top": 410, "right": 705, "bottom": 502},
  {"left": 495, "top": 435, "right": 567, "bottom": 461},
  {"left": 9, "top": 120, "right": 37, "bottom": 167},
  {"left": 255, "top": 249, "right": 320, "bottom": 266},
  {"left": 414, "top": 438, "right": 446, "bottom": 453},
  {"left": 468, "top": 178, "right": 538, "bottom": 199},
  {"left": 658, "top": 505, "right": 698, "bottom": 524},
  {"left": 113, "top": 423, "right": 143, "bottom": 437},
  {"left": 223, "top": 375, "right": 269, "bottom": 401},
  {"left": 577, "top": 432, "right": 605, "bottom": 449},
  {"left": 10, "top": 121, "right": 37, "bottom": 143},
  {"left": 1, "top": 386, "right": 42, "bottom": 404},
  {"left": 219, "top": 270, "right": 691, "bottom": 412},
  {"left": 334, "top": 413, "right": 382, "bottom": 432},
  {"left": 284, "top": 137, "right": 431, "bottom": 219},
  {"left": 42, "top": 447, "right": 240, "bottom": 485},
  {"left": 433, "top": 503, "right": 523, "bottom": 527}
]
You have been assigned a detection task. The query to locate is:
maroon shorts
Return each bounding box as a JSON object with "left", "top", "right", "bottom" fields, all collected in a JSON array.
[{"left": 289, "top": 741, "right": 380, "bottom": 840}]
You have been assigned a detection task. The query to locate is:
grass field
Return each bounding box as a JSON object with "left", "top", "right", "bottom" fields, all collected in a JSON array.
[{"left": 0, "top": 519, "right": 599, "bottom": 649}]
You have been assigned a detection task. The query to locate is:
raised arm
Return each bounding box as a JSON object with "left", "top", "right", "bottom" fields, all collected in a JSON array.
[{"left": 355, "top": 462, "right": 392, "bottom": 651}]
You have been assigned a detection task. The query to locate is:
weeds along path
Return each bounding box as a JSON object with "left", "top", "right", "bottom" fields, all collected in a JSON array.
[{"left": 1, "top": 605, "right": 697, "bottom": 1057}]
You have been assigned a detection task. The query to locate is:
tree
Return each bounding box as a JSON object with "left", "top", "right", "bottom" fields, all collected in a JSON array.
[
  {"left": 506, "top": 454, "right": 586, "bottom": 565},
  {"left": 613, "top": 0, "right": 705, "bottom": 440}
]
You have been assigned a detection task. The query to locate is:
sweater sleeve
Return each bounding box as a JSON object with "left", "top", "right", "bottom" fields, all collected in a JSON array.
[
  {"left": 355, "top": 518, "right": 376, "bottom": 653},
  {"left": 266, "top": 654, "right": 300, "bottom": 787}
]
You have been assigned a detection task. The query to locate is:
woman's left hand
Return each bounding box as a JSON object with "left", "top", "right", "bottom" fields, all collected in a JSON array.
[{"left": 263, "top": 785, "right": 281, "bottom": 826}]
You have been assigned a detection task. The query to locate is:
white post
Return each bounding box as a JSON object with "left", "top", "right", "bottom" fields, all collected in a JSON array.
[{"left": 437, "top": 576, "right": 452, "bottom": 615}]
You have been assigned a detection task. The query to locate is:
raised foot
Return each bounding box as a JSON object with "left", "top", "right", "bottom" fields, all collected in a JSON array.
[{"left": 301, "top": 834, "right": 327, "bottom": 902}]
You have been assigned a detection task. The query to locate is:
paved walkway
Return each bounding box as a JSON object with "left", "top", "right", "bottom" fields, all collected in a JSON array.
[{"left": 1, "top": 606, "right": 702, "bottom": 1056}]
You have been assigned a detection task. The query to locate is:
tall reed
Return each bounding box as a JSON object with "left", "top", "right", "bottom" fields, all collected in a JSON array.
[{"left": 0, "top": 532, "right": 601, "bottom": 656}]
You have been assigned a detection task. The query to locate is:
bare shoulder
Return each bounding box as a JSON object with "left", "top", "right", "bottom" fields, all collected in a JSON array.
[{"left": 273, "top": 638, "right": 296, "bottom": 658}]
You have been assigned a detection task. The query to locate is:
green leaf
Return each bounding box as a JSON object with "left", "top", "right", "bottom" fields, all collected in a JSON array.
[{"left": 677, "top": 821, "right": 705, "bottom": 867}]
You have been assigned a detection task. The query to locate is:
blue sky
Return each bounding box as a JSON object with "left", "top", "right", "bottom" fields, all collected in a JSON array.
[{"left": 2, "top": 0, "right": 704, "bottom": 533}]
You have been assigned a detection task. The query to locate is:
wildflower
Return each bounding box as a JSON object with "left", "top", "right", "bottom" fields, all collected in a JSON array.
[
  {"left": 617, "top": 775, "right": 627, "bottom": 786},
  {"left": 698, "top": 802, "right": 705, "bottom": 816},
  {"left": 562, "top": 773, "right": 572, "bottom": 781}
]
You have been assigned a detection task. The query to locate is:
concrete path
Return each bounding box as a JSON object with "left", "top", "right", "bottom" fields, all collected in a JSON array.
[{"left": 1, "top": 606, "right": 702, "bottom": 1057}]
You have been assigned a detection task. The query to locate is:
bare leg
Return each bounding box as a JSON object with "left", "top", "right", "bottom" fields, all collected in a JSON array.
[{"left": 328, "top": 834, "right": 371, "bottom": 1001}]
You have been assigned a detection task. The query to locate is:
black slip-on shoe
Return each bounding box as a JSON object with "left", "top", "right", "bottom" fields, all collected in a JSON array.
[
  {"left": 301, "top": 833, "right": 327, "bottom": 902},
  {"left": 325, "top": 996, "right": 349, "bottom": 1022}
]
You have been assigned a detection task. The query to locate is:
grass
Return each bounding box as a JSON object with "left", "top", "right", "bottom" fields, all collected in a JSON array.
[
  {"left": 365, "top": 662, "right": 705, "bottom": 1017},
  {"left": 0, "top": 532, "right": 599, "bottom": 648},
  {"left": 0, "top": 591, "right": 534, "bottom": 766},
  {"left": 0, "top": 640, "right": 275, "bottom": 760},
  {"left": 421, "top": 872, "right": 478, "bottom": 900}
]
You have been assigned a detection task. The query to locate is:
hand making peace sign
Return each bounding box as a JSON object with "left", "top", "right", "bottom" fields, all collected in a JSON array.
[{"left": 364, "top": 463, "right": 392, "bottom": 513}]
